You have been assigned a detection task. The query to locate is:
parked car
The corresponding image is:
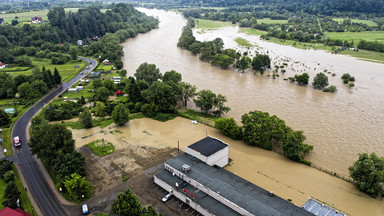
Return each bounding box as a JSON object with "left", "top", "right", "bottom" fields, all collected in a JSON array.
[
  {"left": 13, "top": 136, "right": 21, "bottom": 147},
  {"left": 82, "top": 204, "right": 89, "bottom": 214},
  {"left": 162, "top": 193, "right": 173, "bottom": 202}
]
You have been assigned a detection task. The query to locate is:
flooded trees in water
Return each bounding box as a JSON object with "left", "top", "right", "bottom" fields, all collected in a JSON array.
[
  {"left": 194, "top": 90, "right": 230, "bottom": 116},
  {"left": 349, "top": 153, "right": 384, "bottom": 197},
  {"left": 312, "top": 72, "right": 329, "bottom": 89}
]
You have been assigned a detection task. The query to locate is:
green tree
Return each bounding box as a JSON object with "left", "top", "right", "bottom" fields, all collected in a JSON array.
[
  {"left": 94, "top": 87, "right": 111, "bottom": 102},
  {"left": 212, "top": 37, "right": 224, "bottom": 54},
  {"left": 0, "top": 72, "right": 16, "bottom": 99},
  {"left": 111, "top": 104, "right": 130, "bottom": 126},
  {"left": 349, "top": 153, "right": 384, "bottom": 197},
  {"left": 215, "top": 118, "right": 243, "bottom": 140},
  {"left": 143, "top": 82, "right": 177, "bottom": 113},
  {"left": 53, "top": 68, "right": 62, "bottom": 84},
  {"left": 64, "top": 173, "right": 92, "bottom": 201},
  {"left": 92, "top": 79, "right": 103, "bottom": 89},
  {"left": 234, "top": 56, "right": 251, "bottom": 73},
  {"left": 94, "top": 101, "right": 106, "bottom": 117},
  {"left": 4, "top": 171, "right": 15, "bottom": 183},
  {"left": 69, "top": 47, "right": 78, "bottom": 60},
  {"left": 180, "top": 82, "right": 197, "bottom": 107},
  {"left": 18, "top": 82, "right": 39, "bottom": 101},
  {"left": 111, "top": 189, "right": 144, "bottom": 216},
  {"left": 141, "top": 102, "right": 159, "bottom": 117},
  {"left": 144, "top": 205, "right": 161, "bottom": 216},
  {"left": 2, "top": 181, "right": 20, "bottom": 209},
  {"left": 103, "top": 79, "right": 116, "bottom": 91},
  {"left": 0, "top": 160, "right": 13, "bottom": 178},
  {"left": 79, "top": 109, "right": 93, "bottom": 128},
  {"left": 194, "top": 89, "right": 216, "bottom": 114},
  {"left": 163, "top": 70, "right": 182, "bottom": 83},
  {"left": 52, "top": 152, "right": 86, "bottom": 181},
  {"left": 211, "top": 54, "right": 234, "bottom": 69},
  {"left": 295, "top": 73, "right": 310, "bottom": 85},
  {"left": 282, "top": 130, "right": 313, "bottom": 162},
  {"left": 134, "top": 63, "right": 162, "bottom": 86},
  {"left": 125, "top": 77, "right": 142, "bottom": 103},
  {"left": 213, "top": 94, "right": 230, "bottom": 116},
  {"left": 0, "top": 109, "right": 10, "bottom": 127},
  {"left": 11, "top": 19, "right": 18, "bottom": 26},
  {"left": 312, "top": 72, "right": 329, "bottom": 89}
]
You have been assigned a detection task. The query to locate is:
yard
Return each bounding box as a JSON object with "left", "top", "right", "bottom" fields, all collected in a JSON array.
[{"left": 6, "top": 57, "right": 88, "bottom": 82}]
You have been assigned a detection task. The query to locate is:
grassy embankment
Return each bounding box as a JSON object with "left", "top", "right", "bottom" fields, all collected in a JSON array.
[
  {"left": 235, "top": 37, "right": 253, "bottom": 46},
  {"left": 86, "top": 139, "right": 115, "bottom": 157}
]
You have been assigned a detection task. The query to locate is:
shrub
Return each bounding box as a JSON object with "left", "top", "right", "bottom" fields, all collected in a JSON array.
[
  {"left": 4, "top": 171, "right": 15, "bottom": 183},
  {"left": 0, "top": 160, "right": 13, "bottom": 178},
  {"left": 323, "top": 85, "right": 337, "bottom": 92},
  {"left": 349, "top": 76, "right": 355, "bottom": 82},
  {"left": 348, "top": 83, "right": 355, "bottom": 88},
  {"left": 343, "top": 79, "right": 349, "bottom": 84},
  {"left": 215, "top": 118, "right": 243, "bottom": 140}
]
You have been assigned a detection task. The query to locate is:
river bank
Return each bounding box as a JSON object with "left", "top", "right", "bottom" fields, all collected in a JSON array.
[{"left": 72, "top": 117, "right": 384, "bottom": 215}]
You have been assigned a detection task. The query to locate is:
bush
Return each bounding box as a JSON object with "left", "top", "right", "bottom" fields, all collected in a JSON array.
[
  {"left": 0, "top": 160, "right": 13, "bottom": 178},
  {"left": 348, "top": 83, "right": 355, "bottom": 88},
  {"left": 4, "top": 171, "right": 15, "bottom": 183},
  {"left": 323, "top": 85, "right": 337, "bottom": 92},
  {"left": 343, "top": 79, "right": 349, "bottom": 84},
  {"left": 215, "top": 118, "right": 243, "bottom": 140},
  {"left": 141, "top": 102, "right": 159, "bottom": 117},
  {"left": 349, "top": 76, "right": 355, "bottom": 82}
]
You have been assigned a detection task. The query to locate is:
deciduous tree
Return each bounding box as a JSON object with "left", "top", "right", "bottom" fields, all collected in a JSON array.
[
  {"left": 312, "top": 72, "right": 329, "bottom": 89},
  {"left": 64, "top": 173, "right": 92, "bottom": 201},
  {"left": 111, "top": 103, "right": 130, "bottom": 126},
  {"left": 111, "top": 189, "right": 144, "bottom": 216},
  {"left": 79, "top": 109, "right": 92, "bottom": 128}
]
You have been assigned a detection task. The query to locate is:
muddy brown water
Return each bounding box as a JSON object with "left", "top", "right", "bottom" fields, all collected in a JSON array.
[
  {"left": 73, "top": 118, "right": 384, "bottom": 215},
  {"left": 122, "top": 8, "right": 384, "bottom": 178}
]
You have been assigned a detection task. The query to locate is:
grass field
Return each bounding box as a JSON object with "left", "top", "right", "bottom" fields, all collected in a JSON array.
[
  {"left": 0, "top": 8, "right": 107, "bottom": 24},
  {"left": 95, "top": 64, "right": 114, "bottom": 71},
  {"left": 235, "top": 37, "right": 252, "bottom": 46},
  {"left": 86, "top": 139, "right": 115, "bottom": 157},
  {"left": 256, "top": 18, "right": 288, "bottom": 24},
  {"left": 195, "top": 19, "right": 235, "bottom": 29},
  {"left": 332, "top": 18, "right": 378, "bottom": 27},
  {"left": 7, "top": 57, "right": 88, "bottom": 82},
  {"left": 324, "top": 31, "right": 384, "bottom": 43}
]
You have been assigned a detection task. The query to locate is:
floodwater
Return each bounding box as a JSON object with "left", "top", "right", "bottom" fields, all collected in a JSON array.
[
  {"left": 72, "top": 118, "right": 384, "bottom": 215},
  {"left": 121, "top": 8, "right": 384, "bottom": 179}
]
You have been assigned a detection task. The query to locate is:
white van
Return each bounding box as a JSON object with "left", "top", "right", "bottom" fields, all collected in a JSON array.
[{"left": 82, "top": 204, "right": 89, "bottom": 214}]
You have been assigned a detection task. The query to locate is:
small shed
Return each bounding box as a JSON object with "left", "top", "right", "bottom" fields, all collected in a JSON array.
[
  {"left": 113, "top": 76, "right": 121, "bottom": 80},
  {"left": 77, "top": 40, "right": 83, "bottom": 46},
  {"left": 90, "top": 72, "right": 100, "bottom": 77},
  {"left": 4, "top": 108, "right": 15, "bottom": 114},
  {"left": 68, "top": 88, "right": 78, "bottom": 93},
  {"left": 114, "top": 81, "right": 120, "bottom": 85},
  {"left": 185, "top": 136, "right": 229, "bottom": 167}
]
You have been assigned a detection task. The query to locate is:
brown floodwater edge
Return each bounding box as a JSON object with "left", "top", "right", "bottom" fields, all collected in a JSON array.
[{"left": 71, "top": 117, "right": 384, "bottom": 216}]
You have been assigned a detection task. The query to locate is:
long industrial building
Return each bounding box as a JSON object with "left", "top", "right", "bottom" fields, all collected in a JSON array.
[{"left": 154, "top": 136, "right": 316, "bottom": 216}]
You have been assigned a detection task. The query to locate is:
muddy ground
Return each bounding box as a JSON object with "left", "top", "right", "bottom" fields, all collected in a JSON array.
[{"left": 70, "top": 144, "right": 198, "bottom": 216}]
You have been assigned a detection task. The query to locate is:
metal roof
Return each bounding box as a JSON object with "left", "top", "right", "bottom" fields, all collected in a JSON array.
[
  {"left": 302, "top": 198, "right": 346, "bottom": 216},
  {"left": 163, "top": 153, "right": 313, "bottom": 216},
  {"left": 187, "top": 136, "right": 228, "bottom": 157}
]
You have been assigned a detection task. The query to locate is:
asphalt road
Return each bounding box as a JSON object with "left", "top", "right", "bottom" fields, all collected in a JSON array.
[{"left": 11, "top": 57, "right": 97, "bottom": 216}]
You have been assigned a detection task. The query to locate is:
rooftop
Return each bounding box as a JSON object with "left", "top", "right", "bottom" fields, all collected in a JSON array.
[
  {"left": 164, "top": 153, "right": 313, "bottom": 216},
  {"left": 187, "top": 136, "right": 228, "bottom": 157},
  {"left": 302, "top": 198, "right": 346, "bottom": 216}
]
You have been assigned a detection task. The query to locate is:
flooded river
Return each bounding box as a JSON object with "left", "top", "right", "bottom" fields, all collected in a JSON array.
[
  {"left": 73, "top": 118, "right": 384, "bottom": 215},
  {"left": 122, "top": 8, "right": 384, "bottom": 179}
]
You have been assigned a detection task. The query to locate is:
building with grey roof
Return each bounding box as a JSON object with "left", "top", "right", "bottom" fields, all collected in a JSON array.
[
  {"left": 302, "top": 198, "right": 346, "bottom": 216},
  {"left": 154, "top": 137, "right": 314, "bottom": 216}
]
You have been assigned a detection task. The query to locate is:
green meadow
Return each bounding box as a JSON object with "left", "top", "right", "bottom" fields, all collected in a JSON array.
[
  {"left": 195, "top": 19, "right": 235, "bottom": 29},
  {"left": 324, "top": 31, "right": 384, "bottom": 43},
  {"left": 256, "top": 18, "right": 288, "bottom": 24},
  {"left": 332, "top": 18, "right": 378, "bottom": 27}
]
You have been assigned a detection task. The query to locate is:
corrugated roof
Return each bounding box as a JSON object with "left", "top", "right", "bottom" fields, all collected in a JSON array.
[
  {"left": 162, "top": 153, "right": 313, "bottom": 216},
  {"left": 302, "top": 198, "right": 346, "bottom": 216},
  {"left": 187, "top": 136, "right": 228, "bottom": 157}
]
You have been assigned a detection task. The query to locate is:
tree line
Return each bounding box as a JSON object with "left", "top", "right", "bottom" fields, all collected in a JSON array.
[
  {"left": 0, "top": 3, "right": 158, "bottom": 66},
  {"left": 177, "top": 22, "right": 271, "bottom": 74},
  {"left": 215, "top": 111, "right": 314, "bottom": 164}
]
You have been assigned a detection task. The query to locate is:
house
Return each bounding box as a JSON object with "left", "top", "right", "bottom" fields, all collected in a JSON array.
[
  {"left": 302, "top": 198, "right": 346, "bottom": 216},
  {"left": 89, "top": 72, "right": 100, "bottom": 77},
  {"left": 103, "top": 59, "right": 110, "bottom": 65},
  {"left": 0, "top": 207, "right": 32, "bottom": 216},
  {"left": 154, "top": 136, "right": 314, "bottom": 216},
  {"left": 4, "top": 108, "right": 15, "bottom": 114},
  {"left": 77, "top": 40, "right": 83, "bottom": 46},
  {"left": 0, "top": 18, "right": 4, "bottom": 25},
  {"left": 76, "top": 86, "right": 84, "bottom": 91},
  {"left": 116, "top": 90, "right": 123, "bottom": 96},
  {"left": 31, "top": 16, "right": 42, "bottom": 24},
  {"left": 0, "top": 62, "right": 7, "bottom": 69}
]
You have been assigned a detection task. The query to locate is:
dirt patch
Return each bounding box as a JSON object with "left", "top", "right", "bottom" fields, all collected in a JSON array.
[{"left": 79, "top": 144, "right": 178, "bottom": 194}]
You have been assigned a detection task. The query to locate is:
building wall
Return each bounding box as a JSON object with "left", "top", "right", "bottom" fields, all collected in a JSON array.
[
  {"left": 206, "top": 146, "right": 229, "bottom": 167},
  {"left": 185, "top": 146, "right": 229, "bottom": 168},
  {"left": 154, "top": 175, "right": 214, "bottom": 216}
]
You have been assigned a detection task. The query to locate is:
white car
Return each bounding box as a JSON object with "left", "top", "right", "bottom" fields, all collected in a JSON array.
[
  {"left": 82, "top": 204, "right": 89, "bottom": 214},
  {"left": 162, "top": 193, "right": 173, "bottom": 202},
  {"left": 13, "top": 136, "right": 21, "bottom": 147}
]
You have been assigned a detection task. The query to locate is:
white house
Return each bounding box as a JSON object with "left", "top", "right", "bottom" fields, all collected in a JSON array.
[{"left": 0, "top": 62, "right": 6, "bottom": 69}]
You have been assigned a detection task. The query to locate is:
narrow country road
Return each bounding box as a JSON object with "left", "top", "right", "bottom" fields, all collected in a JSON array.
[{"left": 11, "top": 57, "right": 97, "bottom": 216}]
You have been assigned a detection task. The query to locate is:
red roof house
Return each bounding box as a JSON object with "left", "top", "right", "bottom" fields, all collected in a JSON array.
[{"left": 0, "top": 207, "right": 32, "bottom": 216}]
